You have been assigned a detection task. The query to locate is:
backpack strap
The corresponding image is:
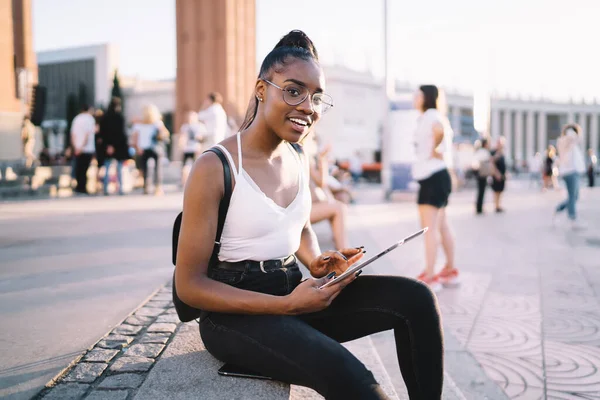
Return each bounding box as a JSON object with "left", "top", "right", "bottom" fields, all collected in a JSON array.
[
  {"left": 171, "top": 146, "right": 232, "bottom": 266},
  {"left": 290, "top": 142, "right": 304, "bottom": 156},
  {"left": 205, "top": 147, "right": 233, "bottom": 267}
]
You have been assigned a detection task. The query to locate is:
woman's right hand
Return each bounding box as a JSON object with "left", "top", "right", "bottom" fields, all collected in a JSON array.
[{"left": 283, "top": 273, "right": 356, "bottom": 315}]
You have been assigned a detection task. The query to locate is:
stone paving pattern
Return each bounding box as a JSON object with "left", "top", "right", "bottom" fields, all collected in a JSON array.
[
  {"left": 343, "top": 186, "right": 600, "bottom": 399},
  {"left": 36, "top": 286, "right": 178, "bottom": 400}
]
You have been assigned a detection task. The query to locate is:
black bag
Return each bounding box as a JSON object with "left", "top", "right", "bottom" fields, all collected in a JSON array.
[{"left": 172, "top": 147, "right": 233, "bottom": 322}]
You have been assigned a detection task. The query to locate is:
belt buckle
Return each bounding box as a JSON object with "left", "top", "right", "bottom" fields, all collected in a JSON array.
[{"left": 259, "top": 261, "right": 267, "bottom": 273}]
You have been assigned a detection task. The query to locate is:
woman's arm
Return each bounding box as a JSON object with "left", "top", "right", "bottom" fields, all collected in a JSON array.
[
  {"left": 431, "top": 121, "right": 444, "bottom": 159},
  {"left": 295, "top": 220, "right": 323, "bottom": 276},
  {"left": 175, "top": 152, "right": 293, "bottom": 315}
]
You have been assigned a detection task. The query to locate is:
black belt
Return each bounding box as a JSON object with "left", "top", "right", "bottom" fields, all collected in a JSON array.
[{"left": 216, "top": 255, "right": 297, "bottom": 273}]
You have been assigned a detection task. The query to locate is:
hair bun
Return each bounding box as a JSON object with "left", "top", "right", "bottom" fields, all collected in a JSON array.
[{"left": 274, "top": 30, "right": 318, "bottom": 60}]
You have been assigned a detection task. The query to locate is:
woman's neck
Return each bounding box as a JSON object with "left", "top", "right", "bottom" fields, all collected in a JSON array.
[{"left": 242, "top": 120, "right": 286, "bottom": 159}]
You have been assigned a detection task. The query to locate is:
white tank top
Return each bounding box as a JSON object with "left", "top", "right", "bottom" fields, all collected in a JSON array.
[
  {"left": 214, "top": 133, "right": 312, "bottom": 262},
  {"left": 411, "top": 109, "right": 454, "bottom": 181}
]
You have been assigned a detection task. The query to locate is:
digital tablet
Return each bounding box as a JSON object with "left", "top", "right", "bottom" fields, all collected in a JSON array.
[{"left": 319, "top": 227, "right": 428, "bottom": 289}]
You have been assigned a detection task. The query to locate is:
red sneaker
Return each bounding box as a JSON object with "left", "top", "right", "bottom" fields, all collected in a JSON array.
[
  {"left": 436, "top": 268, "right": 460, "bottom": 287},
  {"left": 417, "top": 272, "right": 442, "bottom": 292}
]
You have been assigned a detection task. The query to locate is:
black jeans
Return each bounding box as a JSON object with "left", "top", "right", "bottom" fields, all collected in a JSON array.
[
  {"left": 476, "top": 176, "right": 487, "bottom": 213},
  {"left": 199, "top": 261, "right": 444, "bottom": 400},
  {"left": 75, "top": 153, "right": 93, "bottom": 193},
  {"left": 141, "top": 149, "right": 163, "bottom": 191}
]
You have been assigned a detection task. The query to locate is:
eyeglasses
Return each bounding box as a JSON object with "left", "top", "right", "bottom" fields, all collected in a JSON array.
[{"left": 263, "top": 79, "right": 333, "bottom": 114}]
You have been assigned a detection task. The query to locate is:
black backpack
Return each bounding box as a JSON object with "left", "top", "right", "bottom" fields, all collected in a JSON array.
[
  {"left": 171, "top": 143, "right": 303, "bottom": 322},
  {"left": 172, "top": 147, "right": 233, "bottom": 322}
]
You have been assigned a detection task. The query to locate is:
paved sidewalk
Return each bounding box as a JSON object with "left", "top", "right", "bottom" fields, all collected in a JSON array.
[
  {"left": 345, "top": 185, "right": 600, "bottom": 399},
  {"left": 36, "top": 184, "right": 600, "bottom": 399}
]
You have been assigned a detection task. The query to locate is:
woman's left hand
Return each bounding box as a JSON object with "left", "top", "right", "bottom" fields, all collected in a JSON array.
[{"left": 309, "top": 248, "right": 365, "bottom": 278}]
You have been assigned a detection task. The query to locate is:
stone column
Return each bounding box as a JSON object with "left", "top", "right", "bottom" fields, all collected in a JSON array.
[
  {"left": 451, "top": 106, "right": 462, "bottom": 137},
  {"left": 579, "top": 113, "right": 588, "bottom": 150},
  {"left": 11, "top": 0, "right": 38, "bottom": 88},
  {"left": 526, "top": 110, "right": 535, "bottom": 162},
  {"left": 175, "top": 0, "right": 256, "bottom": 136},
  {"left": 491, "top": 108, "right": 500, "bottom": 139},
  {"left": 537, "top": 111, "right": 547, "bottom": 154},
  {"left": 514, "top": 110, "right": 524, "bottom": 164},
  {"left": 503, "top": 109, "right": 512, "bottom": 161},
  {"left": 0, "top": 0, "right": 19, "bottom": 113},
  {"left": 590, "top": 113, "right": 599, "bottom": 155}
]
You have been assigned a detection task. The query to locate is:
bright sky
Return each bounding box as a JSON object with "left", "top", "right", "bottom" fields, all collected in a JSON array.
[{"left": 32, "top": 0, "right": 600, "bottom": 103}]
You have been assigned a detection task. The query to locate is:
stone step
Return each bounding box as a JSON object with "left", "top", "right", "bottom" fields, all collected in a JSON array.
[{"left": 133, "top": 323, "right": 400, "bottom": 400}]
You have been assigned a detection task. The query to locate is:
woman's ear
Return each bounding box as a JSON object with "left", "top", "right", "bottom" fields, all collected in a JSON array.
[{"left": 255, "top": 80, "right": 266, "bottom": 103}]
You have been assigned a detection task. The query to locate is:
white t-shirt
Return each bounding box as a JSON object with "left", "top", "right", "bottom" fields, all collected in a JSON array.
[
  {"left": 411, "top": 109, "right": 454, "bottom": 181},
  {"left": 557, "top": 131, "right": 586, "bottom": 175},
  {"left": 180, "top": 122, "right": 207, "bottom": 153},
  {"left": 134, "top": 123, "right": 162, "bottom": 151},
  {"left": 198, "top": 103, "right": 228, "bottom": 147},
  {"left": 71, "top": 113, "right": 96, "bottom": 154}
]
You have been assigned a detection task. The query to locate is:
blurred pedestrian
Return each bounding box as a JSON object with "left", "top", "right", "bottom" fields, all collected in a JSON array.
[
  {"left": 412, "top": 84, "right": 457, "bottom": 291},
  {"left": 21, "top": 115, "right": 36, "bottom": 168},
  {"left": 70, "top": 104, "right": 96, "bottom": 194},
  {"left": 543, "top": 145, "right": 559, "bottom": 190},
  {"left": 587, "top": 148, "right": 597, "bottom": 187},
  {"left": 99, "top": 97, "right": 128, "bottom": 195},
  {"left": 554, "top": 124, "right": 586, "bottom": 229},
  {"left": 179, "top": 110, "right": 207, "bottom": 187},
  {"left": 131, "top": 104, "right": 170, "bottom": 195},
  {"left": 198, "top": 92, "right": 228, "bottom": 147},
  {"left": 491, "top": 137, "right": 507, "bottom": 212},
  {"left": 473, "top": 137, "right": 493, "bottom": 215},
  {"left": 306, "top": 138, "right": 348, "bottom": 249}
]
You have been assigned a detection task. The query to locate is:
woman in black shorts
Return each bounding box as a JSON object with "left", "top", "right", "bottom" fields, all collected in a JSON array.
[
  {"left": 411, "top": 85, "right": 458, "bottom": 292},
  {"left": 491, "top": 137, "right": 507, "bottom": 212}
]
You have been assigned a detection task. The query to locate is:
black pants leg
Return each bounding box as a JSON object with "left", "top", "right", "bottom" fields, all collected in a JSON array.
[
  {"left": 588, "top": 168, "right": 595, "bottom": 187},
  {"left": 200, "top": 276, "right": 443, "bottom": 400},
  {"left": 75, "top": 153, "right": 93, "bottom": 193},
  {"left": 141, "top": 149, "right": 158, "bottom": 192},
  {"left": 476, "top": 176, "right": 487, "bottom": 213}
]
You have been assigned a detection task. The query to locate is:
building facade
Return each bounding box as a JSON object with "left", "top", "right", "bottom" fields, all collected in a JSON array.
[{"left": 37, "top": 44, "right": 119, "bottom": 119}]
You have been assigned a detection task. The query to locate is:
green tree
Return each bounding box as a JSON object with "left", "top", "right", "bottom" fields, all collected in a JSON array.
[
  {"left": 111, "top": 70, "right": 122, "bottom": 99},
  {"left": 110, "top": 70, "right": 124, "bottom": 114}
]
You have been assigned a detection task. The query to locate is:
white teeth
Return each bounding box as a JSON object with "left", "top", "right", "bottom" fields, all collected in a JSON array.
[{"left": 289, "top": 118, "right": 308, "bottom": 126}]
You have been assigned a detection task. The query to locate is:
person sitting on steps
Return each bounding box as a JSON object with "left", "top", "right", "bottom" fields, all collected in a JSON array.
[{"left": 175, "top": 30, "right": 444, "bottom": 400}]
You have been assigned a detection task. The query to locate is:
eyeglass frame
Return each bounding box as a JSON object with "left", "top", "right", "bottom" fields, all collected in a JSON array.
[{"left": 261, "top": 79, "right": 334, "bottom": 114}]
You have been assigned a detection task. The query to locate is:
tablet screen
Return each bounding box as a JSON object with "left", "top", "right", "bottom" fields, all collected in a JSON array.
[{"left": 319, "top": 227, "right": 428, "bottom": 289}]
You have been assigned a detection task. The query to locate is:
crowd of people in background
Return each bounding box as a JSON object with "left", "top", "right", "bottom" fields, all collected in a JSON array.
[{"left": 60, "top": 91, "right": 230, "bottom": 196}]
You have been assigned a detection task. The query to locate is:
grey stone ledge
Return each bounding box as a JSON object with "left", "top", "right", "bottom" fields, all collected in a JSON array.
[
  {"left": 63, "top": 363, "right": 108, "bottom": 383},
  {"left": 97, "top": 334, "right": 134, "bottom": 350},
  {"left": 124, "top": 315, "right": 155, "bottom": 326},
  {"left": 109, "top": 356, "right": 154, "bottom": 373},
  {"left": 84, "top": 348, "right": 119, "bottom": 363},
  {"left": 112, "top": 324, "right": 143, "bottom": 336},
  {"left": 41, "top": 383, "right": 90, "bottom": 400},
  {"left": 146, "top": 300, "right": 172, "bottom": 308},
  {"left": 134, "top": 307, "right": 164, "bottom": 317},
  {"left": 85, "top": 389, "right": 130, "bottom": 400},
  {"left": 156, "top": 313, "right": 180, "bottom": 323},
  {"left": 139, "top": 332, "right": 171, "bottom": 344},
  {"left": 147, "top": 322, "right": 177, "bottom": 333},
  {"left": 125, "top": 343, "right": 165, "bottom": 359},
  {"left": 98, "top": 373, "right": 145, "bottom": 389}
]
